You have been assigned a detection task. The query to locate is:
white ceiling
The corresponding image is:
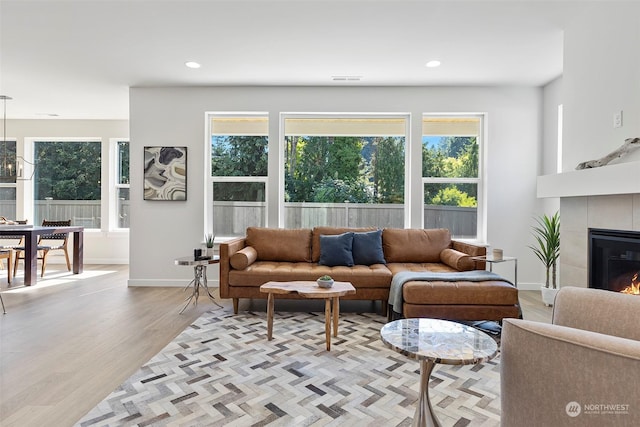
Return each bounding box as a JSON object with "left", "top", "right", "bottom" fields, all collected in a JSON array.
[{"left": 1, "top": 0, "right": 594, "bottom": 120}]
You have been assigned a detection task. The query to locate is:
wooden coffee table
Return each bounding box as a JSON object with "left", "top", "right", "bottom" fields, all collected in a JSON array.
[{"left": 259, "top": 281, "right": 356, "bottom": 351}]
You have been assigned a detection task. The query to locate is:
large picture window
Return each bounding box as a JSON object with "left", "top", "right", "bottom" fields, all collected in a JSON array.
[
  {"left": 422, "top": 116, "right": 482, "bottom": 239},
  {"left": 283, "top": 114, "right": 407, "bottom": 229},
  {"left": 33, "top": 140, "right": 102, "bottom": 228},
  {"left": 209, "top": 114, "right": 268, "bottom": 237}
]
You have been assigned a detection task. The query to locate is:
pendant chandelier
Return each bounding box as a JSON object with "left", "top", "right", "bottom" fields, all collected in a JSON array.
[{"left": 0, "top": 95, "right": 16, "bottom": 181}]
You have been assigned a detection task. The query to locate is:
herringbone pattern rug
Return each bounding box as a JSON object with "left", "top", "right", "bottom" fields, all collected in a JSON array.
[{"left": 77, "top": 309, "right": 501, "bottom": 427}]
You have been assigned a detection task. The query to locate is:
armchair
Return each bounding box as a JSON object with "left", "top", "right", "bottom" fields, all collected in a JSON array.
[{"left": 500, "top": 287, "right": 640, "bottom": 426}]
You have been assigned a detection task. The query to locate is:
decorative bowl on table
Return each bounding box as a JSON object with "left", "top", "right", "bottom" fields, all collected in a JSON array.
[{"left": 316, "top": 276, "right": 334, "bottom": 288}]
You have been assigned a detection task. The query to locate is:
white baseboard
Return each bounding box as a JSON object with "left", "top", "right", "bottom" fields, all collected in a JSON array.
[
  {"left": 128, "top": 279, "right": 220, "bottom": 287},
  {"left": 516, "top": 282, "right": 542, "bottom": 291}
]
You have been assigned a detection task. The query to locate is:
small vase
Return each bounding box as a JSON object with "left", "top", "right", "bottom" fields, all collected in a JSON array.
[
  {"left": 541, "top": 286, "right": 558, "bottom": 307},
  {"left": 206, "top": 247, "right": 215, "bottom": 258},
  {"left": 317, "top": 279, "right": 334, "bottom": 288}
]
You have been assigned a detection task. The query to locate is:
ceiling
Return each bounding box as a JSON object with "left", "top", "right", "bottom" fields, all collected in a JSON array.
[{"left": 1, "top": 0, "right": 594, "bottom": 120}]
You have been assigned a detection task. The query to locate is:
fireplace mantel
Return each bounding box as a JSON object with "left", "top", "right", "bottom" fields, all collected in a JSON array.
[{"left": 537, "top": 160, "right": 640, "bottom": 198}]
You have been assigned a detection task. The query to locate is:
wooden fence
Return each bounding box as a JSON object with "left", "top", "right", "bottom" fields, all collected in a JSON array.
[
  {"left": 213, "top": 202, "right": 477, "bottom": 238},
  {"left": 0, "top": 200, "right": 475, "bottom": 237}
]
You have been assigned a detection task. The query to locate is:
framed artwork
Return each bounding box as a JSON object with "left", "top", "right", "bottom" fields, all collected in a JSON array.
[{"left": 143, "top": 146, "right": 187, "bottom": 200}]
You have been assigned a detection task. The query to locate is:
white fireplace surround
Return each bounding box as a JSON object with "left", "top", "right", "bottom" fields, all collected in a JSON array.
[
  {"left": 537, "top": 161, "right": 640, "bottom": 198},
  {"left": 558, "top": 193, "right": 640, "bottom": 290}
]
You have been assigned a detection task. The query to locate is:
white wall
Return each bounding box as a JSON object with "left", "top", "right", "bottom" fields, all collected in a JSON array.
[
  {"left": 558, "top": 1, "right": 640, "bottom": 288},
  {"left": 541, "top": 76, "right": 562, "bottom": 213},
  {"left": 6, "top": 119, "right": 130, "bottom": 264},
  {"left": 129, "top": 85, "right": 545, "bottom": 288},
  {"left": 562, "top": 2, "right": 640, "bottom": 171}
]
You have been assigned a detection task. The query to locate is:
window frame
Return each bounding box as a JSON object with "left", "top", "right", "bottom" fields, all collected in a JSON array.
[
  {"left": 27, "top": 137, "right": 102, "bottom": 229},
  {"left": 279, "top": 112, "right": 411, "bottom": 229},
  {"left": 421, "top": 113, "right": 486, "bottom": 241},
  {"left": 205, "top": 112, "right": 269, "bottom": 239},
  {"left": 0, "top": 138, "right": 18, "bottom": 219},
  {"left": 112, "top": 138, "right": 130, "bottom": 230}
]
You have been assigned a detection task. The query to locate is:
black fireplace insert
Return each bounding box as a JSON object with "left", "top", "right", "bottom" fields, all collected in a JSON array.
[{"left": 588, "top": 228, "right": 640, "bottom": 292}]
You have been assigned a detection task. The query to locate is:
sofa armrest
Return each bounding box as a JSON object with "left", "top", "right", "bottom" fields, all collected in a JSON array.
[
  {"left": 501, "top": 319, "right": 640, "bottom": 427},
  {"left": 451, "top": 240, "right": 486, "bottom": 257},
  {"left": 553, "top": 286, "right": 640, "bottom": 341},
  {"left": 219, "top": 237, "right": 246, "bottom": 298},
  {"left": 440, "top": 248, "right": 475, "bottom": 271},
  {"left": 450, "top": 240, "right": 486, "bottom": 270}
]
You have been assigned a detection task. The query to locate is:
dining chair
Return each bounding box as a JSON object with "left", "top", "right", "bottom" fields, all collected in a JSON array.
[
  {"left": 13, "top": 219, "right": 72, "bottom": 278},
  {"left": 0, "top": 249, "right": 14, "bottom": 284}
]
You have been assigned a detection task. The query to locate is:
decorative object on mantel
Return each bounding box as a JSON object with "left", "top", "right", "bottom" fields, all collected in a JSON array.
[
  {"left": 575, "top": 137, "right": 640, "bottom": 169},
  {"left": 528, "top": 212, "right": 560, "bottom": 306}
]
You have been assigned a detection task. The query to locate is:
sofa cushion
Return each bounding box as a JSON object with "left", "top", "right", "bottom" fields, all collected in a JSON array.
[
  {"left": 230, "top": 246, "right": 258, "bottom": 270},
  {"left": 440, "top": 248, "right": 475, "bottom": 271},
  {"left": 228, "top": 261, "right": 392, "bottom": 287},
  {"left": 246, "top": 227, "right": 312, "bottom": 262},
  {"left": 319, "top": 232, "right": 354, "bottom": 267},
  {"left": 353, "top": 229, "right": 386, "bottom": 265},
  {"left": 382, "top": 228, "right": 451, "bottom": 263},
  {"left": 311, "top": 226, "right": 377, "bottom": 262}
]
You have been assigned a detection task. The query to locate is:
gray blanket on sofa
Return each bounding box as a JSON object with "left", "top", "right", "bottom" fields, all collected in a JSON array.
[{"left": 388, "top": 270, "right": 511, "bottom": 316}]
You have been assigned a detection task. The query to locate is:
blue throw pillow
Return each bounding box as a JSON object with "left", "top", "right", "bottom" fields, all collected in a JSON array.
[
  {"left": 319, "top": 232, "right": 354, "bottom": 267},
  {"left": 352, "top": 229, "right": 386, "bottom": 265}
]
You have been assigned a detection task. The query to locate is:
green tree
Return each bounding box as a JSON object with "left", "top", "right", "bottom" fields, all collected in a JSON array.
[
  {"left": 431, "top": 186, "right": 477, "bottom": 207},
  {"left": 34, "top": 141, "right": 101, "bottom": 200},
  {"left": 312, "top": 178, "right": 371, "bottom": 203},
  {"left": 211, "top": 135, "right": 268, "bottom": 201},
  {"left": 372, "top": 137, "right": 404, "bottom": 203},
  {"left": 327, "top": 137, "right": 363, "bottom": 182}
]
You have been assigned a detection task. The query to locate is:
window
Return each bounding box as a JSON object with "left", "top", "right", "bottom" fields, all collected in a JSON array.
[
  {"left": 33, "top": 140, "right": 101, "bottom": 228},
  {"left": 283, "top": 114, "right": 407, "bottom": 229},
  {"left": 209, "top": 114, "right": 268, "bottom": 237},
  {"left": 422, "top": 116, "right": 482, "bottom": 239},
  {"left": 116, "top": 140, "right": 130, "bottom": 228},
  {"left": 557, "top": 104, "right": 563, "bottom": 173},
  {"left": 0, "top": 139, "right": 17, "bottom": 219}
]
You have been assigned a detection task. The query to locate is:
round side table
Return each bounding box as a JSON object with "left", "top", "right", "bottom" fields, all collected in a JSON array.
[
  {"left": 380, "top": 318, "right": 498, "bottom": 427},
  {"left": 174, "top": 255, "right": 223, "bottom": 314}
]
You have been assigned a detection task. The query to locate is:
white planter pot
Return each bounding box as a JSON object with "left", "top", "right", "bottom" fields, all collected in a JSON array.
[
  {"left": 205, "top": 247, "right": 215, "bottom": 258},
  {"left": 541, "top": 286, "right": 559, "bottom": 307}
]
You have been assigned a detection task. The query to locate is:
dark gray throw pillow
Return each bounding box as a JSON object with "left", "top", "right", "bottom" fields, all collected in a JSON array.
[
  {"left": 319, "top": 232, "right": 354, "bottom": 267},
  {"left": 352, "top": 229, "right": 386, "bottom": 265}
]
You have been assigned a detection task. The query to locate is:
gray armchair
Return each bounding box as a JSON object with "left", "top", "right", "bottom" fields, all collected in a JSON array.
[{"left": 500, "top": 287, "right": 640, "bottom": 427}]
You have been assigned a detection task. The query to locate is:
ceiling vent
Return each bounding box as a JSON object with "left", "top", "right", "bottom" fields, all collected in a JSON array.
[{"left": 332, "top": 75, "right": 363, "bottom": 81}]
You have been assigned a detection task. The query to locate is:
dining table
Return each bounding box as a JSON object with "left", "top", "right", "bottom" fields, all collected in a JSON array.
[{"left": 0, "top": 224, "right": 84, "bottom": 286}]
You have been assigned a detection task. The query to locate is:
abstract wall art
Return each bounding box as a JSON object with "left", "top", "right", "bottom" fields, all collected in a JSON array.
[{"left": 143, "top": 146, "right": 187, "bottom": 200}]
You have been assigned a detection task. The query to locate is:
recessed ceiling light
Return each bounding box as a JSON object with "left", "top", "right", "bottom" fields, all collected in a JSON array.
[
  {"left": 185, "top": 61, "right": 201, "bottom": 69},
  {"left": 425, "top": 60, "right": 441, "bottom": 68}
]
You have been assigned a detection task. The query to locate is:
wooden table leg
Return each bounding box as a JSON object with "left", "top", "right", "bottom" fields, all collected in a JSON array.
[
  {"left": 325, "top": 298, "right": 331, "bottom": 351},
  {"left": 332, "top": 297, "right": 339, "bottom": 337},
  {"left": 267, "top": 292, "right": 274, "bottom": 340}
]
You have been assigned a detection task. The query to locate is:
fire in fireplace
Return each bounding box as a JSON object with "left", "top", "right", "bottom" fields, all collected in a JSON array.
[{"left": 589, "top": 228, "right": 640, "bottom": 293}]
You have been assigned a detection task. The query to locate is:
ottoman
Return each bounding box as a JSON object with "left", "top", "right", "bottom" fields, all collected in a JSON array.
[{"left": 401, "top": 279, "right": 521, "bottom": 321}]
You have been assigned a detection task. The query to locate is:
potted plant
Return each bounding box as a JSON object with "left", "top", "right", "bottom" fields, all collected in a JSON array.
[
  {"left": 204, "top": 233, "right": 216, "bottom": 257},
  {"left": 528, "top": 212, "right": 560, "bottom": 306},
  {"left": 317, "top": 275, "right": 334, "bottom": 288}
]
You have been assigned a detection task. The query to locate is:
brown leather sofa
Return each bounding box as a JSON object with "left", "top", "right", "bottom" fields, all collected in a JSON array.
[{"left": 219, "top": 226, "right": 520, "bottom": 320}]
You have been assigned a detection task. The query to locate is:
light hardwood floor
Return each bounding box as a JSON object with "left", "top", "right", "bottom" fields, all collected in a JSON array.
[{"left": 0, "top": 266, "right": 552, "bottom": 427}]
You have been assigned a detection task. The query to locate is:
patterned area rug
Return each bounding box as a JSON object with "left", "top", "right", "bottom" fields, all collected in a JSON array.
[{"left": 77, "top": 309, "right": 501, "bottom": 427}]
